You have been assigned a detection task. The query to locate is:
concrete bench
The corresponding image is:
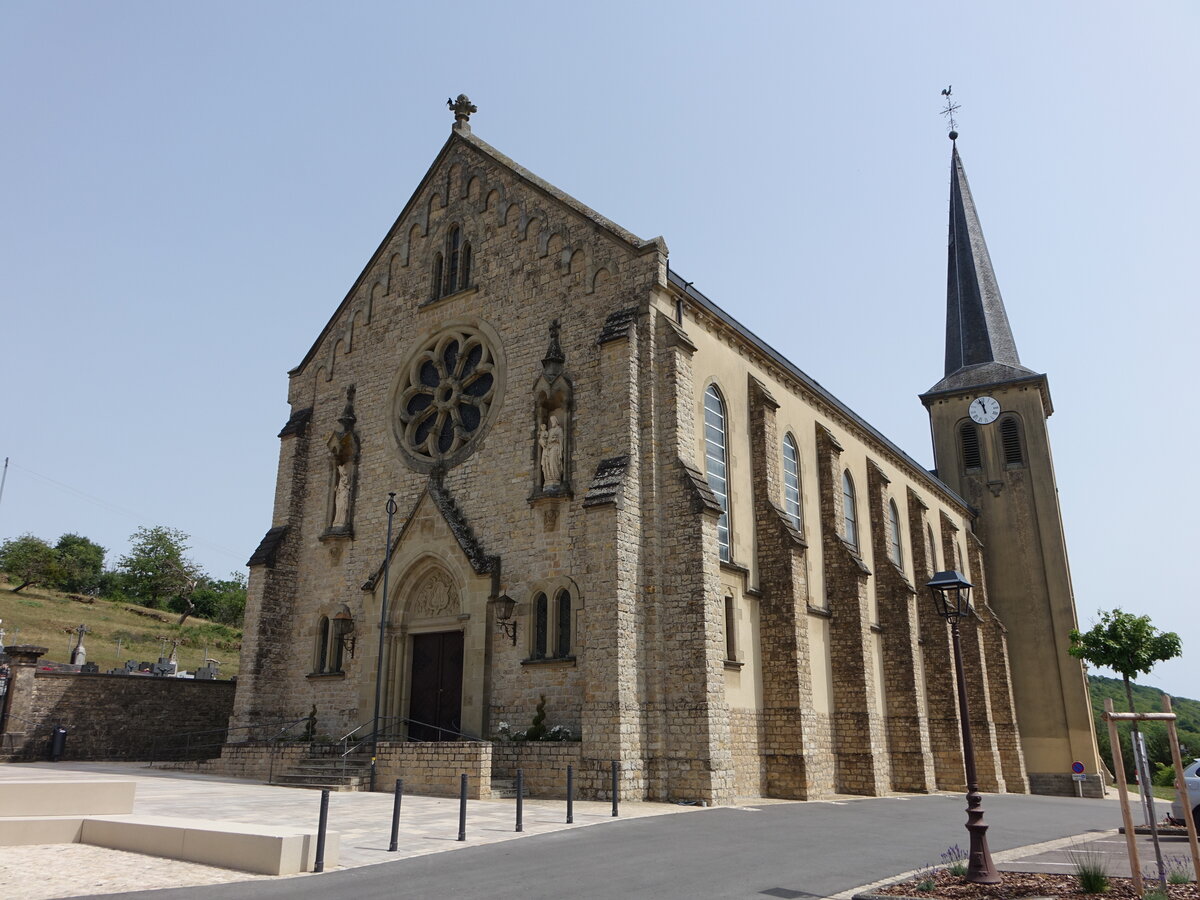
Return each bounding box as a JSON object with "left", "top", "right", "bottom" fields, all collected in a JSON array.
[
  {"left": 82, "top": 814, "right": 337, "bottom": 875},
  {"left": 0, "top": 780, "right": 336, "bottom": 875}
]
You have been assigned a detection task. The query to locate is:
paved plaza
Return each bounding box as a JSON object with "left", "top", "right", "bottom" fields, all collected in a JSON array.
[{"left": 0, "top": 761, "right": 1190, "bottom": 900}]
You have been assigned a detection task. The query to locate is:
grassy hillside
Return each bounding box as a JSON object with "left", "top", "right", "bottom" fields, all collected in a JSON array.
[
  {"left": 1089, "top": 674, "right": 1200, "bottom": 741},
  {"left": 0, "top": 577, "right": 241, "bottom": 677}
]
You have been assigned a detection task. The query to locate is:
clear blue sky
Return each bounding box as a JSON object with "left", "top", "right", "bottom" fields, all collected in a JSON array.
[{"left": 1, "top": 2, "right": 1195, "bottom": 696}]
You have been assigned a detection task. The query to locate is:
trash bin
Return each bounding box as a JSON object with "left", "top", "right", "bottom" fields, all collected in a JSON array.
[{"left": 49, "top": 725, "right": 67, "bottom": 762}]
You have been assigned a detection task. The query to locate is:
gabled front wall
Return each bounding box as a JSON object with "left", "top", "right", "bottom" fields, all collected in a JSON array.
[{"left": 233, "top": 131, "right": 666, "bottom": 747}]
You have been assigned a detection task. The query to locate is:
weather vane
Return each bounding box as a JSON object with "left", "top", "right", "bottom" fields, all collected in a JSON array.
[{"left": 940, "top": 86, "right": 961, "bottom": 138}]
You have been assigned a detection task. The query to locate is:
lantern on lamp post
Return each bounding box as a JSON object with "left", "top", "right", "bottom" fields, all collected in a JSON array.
[{"left": 927, "top": 570, "right": 1001, "bottom": 885}]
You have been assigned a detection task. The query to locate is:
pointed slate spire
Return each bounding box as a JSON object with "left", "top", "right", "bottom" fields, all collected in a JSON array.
[{"left": 930, "top": 137, "right": 1034, "bottom": 393}]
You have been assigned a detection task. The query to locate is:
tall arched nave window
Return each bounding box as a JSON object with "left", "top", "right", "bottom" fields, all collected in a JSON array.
[
  {"left": 703, "top": 384, "right": 731, "bottom": 561},
  {"left": 842, "top": 470, "right": 859, "bottom": 550},
  {"left": 782, "top": 433, "right": 802, "bottom": 532}
]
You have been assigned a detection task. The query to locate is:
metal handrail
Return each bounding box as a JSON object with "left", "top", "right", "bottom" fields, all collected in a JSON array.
[{"left": 148, "top": 716, "right": 311, "bottom": 768}]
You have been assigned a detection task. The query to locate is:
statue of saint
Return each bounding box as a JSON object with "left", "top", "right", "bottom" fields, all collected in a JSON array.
[
  {"left": 538, "top": 414, "right": 564, "bottom": 488},
  {"left": 332, "top": 462, "right": 351, "bottom": 527}
]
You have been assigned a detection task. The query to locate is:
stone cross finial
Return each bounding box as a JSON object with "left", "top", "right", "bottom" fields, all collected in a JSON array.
[{"left": 448, "top": 94, "right": 477, "bottom": 131}]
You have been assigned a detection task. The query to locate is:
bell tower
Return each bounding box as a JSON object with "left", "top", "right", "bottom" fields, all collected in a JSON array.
[{"left": 920, "top": 134, "right": 1103, "bottom": 797}]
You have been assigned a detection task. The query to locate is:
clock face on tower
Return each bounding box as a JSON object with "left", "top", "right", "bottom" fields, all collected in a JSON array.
[{"left": 969, "top": 396, "right": 1001, "bottom": 424}]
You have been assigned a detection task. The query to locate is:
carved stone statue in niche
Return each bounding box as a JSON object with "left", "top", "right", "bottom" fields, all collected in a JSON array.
[
  {"left": 324, "top": 385, "right": 360, "bottom": 538},
  {"left": 531, "top": 320, "right": 574, "bottom": 500},
  {"left": 538, "top": 414, "right": 564, "bottom": 487}
]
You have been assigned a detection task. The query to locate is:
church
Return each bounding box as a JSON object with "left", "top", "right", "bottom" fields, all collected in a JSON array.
[{"left": 230, "top": 96, "right": 1102, "bottom": 803}]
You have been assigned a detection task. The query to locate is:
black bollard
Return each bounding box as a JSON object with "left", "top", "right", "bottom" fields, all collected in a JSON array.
[
  {"left": 314, "top": 788, "right": 330, "bottom": 873},
  {"left": 566, "top": 764, "right": 574, "bottom": 824},
  {"left": 515, "top": 769, "right": 524, "bottom": 833},
  {"left": 457, "top": 773, "right": 467, "bottom": 841},
  {"left": 611, "top": 759, "right": 619, "bottom": 817},
  {"left": 388, "top": 778, "right": 403, "bottom": 852}
]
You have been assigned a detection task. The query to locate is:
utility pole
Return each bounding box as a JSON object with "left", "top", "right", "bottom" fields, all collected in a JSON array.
[{"left": 0, "top": 457, "right": 9, "bottom": 512}]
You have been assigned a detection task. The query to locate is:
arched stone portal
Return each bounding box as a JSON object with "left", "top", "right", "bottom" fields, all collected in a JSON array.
[{"left": 390, "top": 564, "right": 467, "bottom": 741}]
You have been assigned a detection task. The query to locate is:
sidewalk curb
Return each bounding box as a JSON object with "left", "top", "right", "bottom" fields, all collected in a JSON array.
[{"left": 834, "top": 829, "right": 1120, "bottom": 900}]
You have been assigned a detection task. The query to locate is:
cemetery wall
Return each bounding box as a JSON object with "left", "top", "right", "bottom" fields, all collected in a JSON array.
[{"left": 3, "top": 672, "right": 235, "bottom": 761}]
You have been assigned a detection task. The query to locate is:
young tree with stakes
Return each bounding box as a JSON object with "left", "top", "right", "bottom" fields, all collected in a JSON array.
[{"left": 1069, "top": 608, "right": 1182, "bottom": 890}]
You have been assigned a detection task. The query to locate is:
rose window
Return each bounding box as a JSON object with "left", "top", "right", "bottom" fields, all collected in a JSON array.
[{"left": 396, "top": 328, "right": 498, "bottom": 464}]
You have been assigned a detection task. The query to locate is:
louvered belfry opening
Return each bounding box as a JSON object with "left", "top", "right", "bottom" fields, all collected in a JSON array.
[
  {"left": 960, "top": 421, "right": 982, "bottom": 471},
  {"left": 1000, "top": 417, "right": 1024, "bottom": 466}
]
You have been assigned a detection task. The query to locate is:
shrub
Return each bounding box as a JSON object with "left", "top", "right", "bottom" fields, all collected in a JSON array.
[
  {"left": 1153, "top": 762, "right": 1177, "bottom": 788},
  {"left": 1166, "top": 856, "right": 1193, "bottom": 884},
  {"left": 912, "top": 865, "right": 937, "bottom": 892},
  {"left": 526, "top": 695, "right": 549, "bottom": 741},
  {"left": 1066, "top": 846, "right": 1109, "bottom": 893},
  {"left": 940, "top": 844, "right": 968, "bottom": 877}
]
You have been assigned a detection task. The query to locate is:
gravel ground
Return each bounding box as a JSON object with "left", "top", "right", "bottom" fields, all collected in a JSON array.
[
  {"left": 0, "top": 844, "right": 275, "bottom": 900},
  {"left": 875, "top": 866, "right": 1200, "bottom": 899}
]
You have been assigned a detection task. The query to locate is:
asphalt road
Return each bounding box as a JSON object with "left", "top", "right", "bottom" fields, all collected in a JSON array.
[{"left": 86, "top": 792, "right": 1120, "bottom": 900}]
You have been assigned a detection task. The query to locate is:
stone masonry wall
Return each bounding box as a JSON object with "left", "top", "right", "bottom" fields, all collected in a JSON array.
[
  {"left": 907, "top": 493, "right": 965, "bottom": 792},
  {"left": 866, "top": 461, "right": 935, "bottom": 793},
  {"left": 5, "top": 671, "right": 235, "bottom": 762},
  {"left": 492, "top": 741, "right": 584, "bottom": 799},
  {"left": 156, "top": 742, "right": 311, "bottom": 783},
  {"left": 374, "top": 741, "right": 493, "bottom": 799},
  {"left": 747, "top": 375, "right": 830, "bottom": 799},
  {"left": 815, "top": 425, "right": 888, "bottom": 796}
]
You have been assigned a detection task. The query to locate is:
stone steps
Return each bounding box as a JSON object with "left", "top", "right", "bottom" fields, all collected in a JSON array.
[
  {"left": 273, "top": 755, "right": 375, "bottom": 792},
  {"left": 491, "top": 777, "right": 518, "bottom": 799}
]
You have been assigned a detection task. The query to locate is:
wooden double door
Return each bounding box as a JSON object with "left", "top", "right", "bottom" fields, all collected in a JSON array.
[{"left": 407, "top": 631, "right": 464, "bottom": 742}]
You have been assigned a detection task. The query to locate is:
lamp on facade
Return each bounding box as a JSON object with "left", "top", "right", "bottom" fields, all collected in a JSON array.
[
  {"left": 494, "top": 594, "right": 517, "bottom": 645},
  {"left": 334, "top": 609, "right": 356, "bottom": 659},
  {"left": 927, "top": 570, "right": 1000, "bottom": 885}
]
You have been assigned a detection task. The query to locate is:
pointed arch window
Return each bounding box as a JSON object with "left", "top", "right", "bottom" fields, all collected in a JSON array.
[
  {"left": 960, "top": 421, "right": 982, "bottom": 472},
  {"left": 431, "top": 253, "right": 444, "bottom": 301},
  {"left": 703, "top": 384, "right": 730, "bottom": 561},
  {"left": 782, "top": 433, "right": 802, "bottom": 531},
  {"left": 888, "top": 500, "right": 903, "bottom": 566},
  {"left": 842, "top": 470, "right": 859, "bottom": 549},
  {"left": 927, "top": 524, "right": 939, "bottom": 572},
  {"left": 460, "top": 242, "right": 472, "bottom": 290},
  {"left": 1000, "top": 416, "right": 1024, "bottom": 467},
  {"left": 533, "top": 592, "right": 548, "bottom": 660},
  {"left": 314, "top": 616, "right": 330, "bottom": 673},
  {"left": 446, "top": 226, "right": 461, "bottom": 293},
  {"left": 555, "top": 589, "right": 572, "bottom": 658},
  {"left": 431, "top": 226, "right": 472, "bottom": 299}
]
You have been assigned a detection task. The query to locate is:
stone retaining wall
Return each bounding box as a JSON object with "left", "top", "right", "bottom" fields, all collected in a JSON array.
[
  {"left": 373, "top": 741, "right": 494, "bottom": 799},
  {"left": 492, "top": 741, "right": 583, "bottom": 798},
  {"left": 2, "top": 655, "right": 235, "bottom": 762}
]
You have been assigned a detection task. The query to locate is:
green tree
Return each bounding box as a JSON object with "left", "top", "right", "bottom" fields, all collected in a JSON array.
[
  {"left": 172, "top": 571, "right": 247, "bottom": 627},
  {"left": 0, "top": 534, "right": 59, "bottom": 593},
  {"left": 1070, "top": 609, "right": 1182, "bottom": 721},
  {"left": 118, "top": 526, "right": 199, "bottom": 609},
  {"left": 1070, "top": 609, "right": 1182, "bottom": 890},
  {"left": 52, "top": 533, "right": 106, "bottom": 593}
]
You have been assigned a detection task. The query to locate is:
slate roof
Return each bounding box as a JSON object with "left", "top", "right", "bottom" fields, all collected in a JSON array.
[{"left": 927, "top": 141, "right": 1036, "bottom": 394}]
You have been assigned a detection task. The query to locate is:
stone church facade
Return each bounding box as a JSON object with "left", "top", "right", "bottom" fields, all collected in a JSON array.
[{"left": 231, "top": 98, "right": 1100, "bottom": 803}]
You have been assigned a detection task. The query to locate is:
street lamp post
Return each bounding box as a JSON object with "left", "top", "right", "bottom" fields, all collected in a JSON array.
[
  {"left": 927, "top": 570, "right": 1001, "bottom": 885},
  {"left": 372, "top": 492, "right": 399, "bottom": 757}
]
